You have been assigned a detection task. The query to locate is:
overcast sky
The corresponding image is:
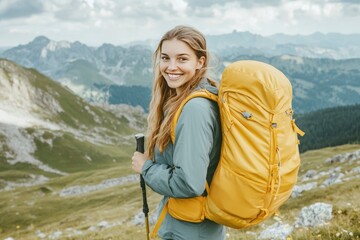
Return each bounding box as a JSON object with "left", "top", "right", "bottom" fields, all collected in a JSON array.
[{"left": 0, "top": 0, "right": 359, "bottom": 47}]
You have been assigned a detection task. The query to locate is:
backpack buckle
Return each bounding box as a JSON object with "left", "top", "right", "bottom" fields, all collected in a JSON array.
[{"left": 241, "top": 111, "right": 252, "bottom": 119}]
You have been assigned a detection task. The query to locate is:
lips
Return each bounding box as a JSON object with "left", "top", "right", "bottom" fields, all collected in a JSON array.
[{"left": 167, "top": 73, "right": 182, "bottom": 80}]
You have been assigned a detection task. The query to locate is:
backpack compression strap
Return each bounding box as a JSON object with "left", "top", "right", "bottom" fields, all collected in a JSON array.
[{"left": 170, "top": 89, "right": 218, "bottom": 143}]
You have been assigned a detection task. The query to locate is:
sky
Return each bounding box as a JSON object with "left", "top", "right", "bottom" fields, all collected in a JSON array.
[{"left": 0, "top": 0, "right": 359, "bottom": 47}]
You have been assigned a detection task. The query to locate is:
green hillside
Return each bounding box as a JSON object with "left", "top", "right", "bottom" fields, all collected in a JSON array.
[
  {"left": 0, "top": 59, "right": 146, "bottom": 189},
  {"left": 296, "top": 104, "right": 360, "bottom": 153}
]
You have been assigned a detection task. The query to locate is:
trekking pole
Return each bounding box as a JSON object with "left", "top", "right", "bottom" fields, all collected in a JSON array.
[{"left": 135, "top": 133, "right": 150, "bottom": 240}]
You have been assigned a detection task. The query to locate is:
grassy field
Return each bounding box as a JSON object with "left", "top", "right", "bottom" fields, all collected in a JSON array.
[{"left": 0, "top": 144, "right": 359, "bottom": 240}]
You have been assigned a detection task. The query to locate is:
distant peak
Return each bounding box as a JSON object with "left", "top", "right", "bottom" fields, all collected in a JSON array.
[
  {"left": 31, "top": 36, "right": 50, "bottom": 45},
  {"left": 310, "top": 32, "right": 324, "bottom": 36}
]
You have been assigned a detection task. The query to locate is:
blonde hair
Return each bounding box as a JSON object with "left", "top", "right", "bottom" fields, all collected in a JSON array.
[{"left": 147, "top": 25, "right": 216, "bottom": 159}]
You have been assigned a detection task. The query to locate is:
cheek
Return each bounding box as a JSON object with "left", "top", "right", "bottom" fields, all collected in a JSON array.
[
  {"left": 187, "top": 65, "right": 197, "bottom": 77},
  {"left": 159, "top": 62, "right": 167, "bottom": 73}
]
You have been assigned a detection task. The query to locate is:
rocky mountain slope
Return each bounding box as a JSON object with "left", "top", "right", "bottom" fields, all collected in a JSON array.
[{"left": 0, "top": 58, "right": 146, "bottom": 191}]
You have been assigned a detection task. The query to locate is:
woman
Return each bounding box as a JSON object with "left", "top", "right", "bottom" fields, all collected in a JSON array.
[{"left": 132, "top": 25, "right": 225, "bottom": 240}]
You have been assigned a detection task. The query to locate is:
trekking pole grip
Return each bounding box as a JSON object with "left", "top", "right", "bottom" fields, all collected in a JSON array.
[
  {"left": 135, "top": 133, "right": 149, "bottom": 215},
  {"left": 135, "top": 133, "right": 145, "bottom": 154}
]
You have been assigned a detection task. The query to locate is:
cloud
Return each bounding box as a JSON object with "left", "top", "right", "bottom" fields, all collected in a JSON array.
[
  {"left": 340, "top": 2, "right": 360, "bottom": 16},
  {"left": 185, "top": 0, "right": 282, "bottom": 8},
  {"left": 0, "top": 0, "right": 358, "bottom": 47},
  {"left": 331, "top": 0, "right": 360, "bottom": 3},
  {"left": 0, "top": 0, "right": 44, "bottom": 20}
]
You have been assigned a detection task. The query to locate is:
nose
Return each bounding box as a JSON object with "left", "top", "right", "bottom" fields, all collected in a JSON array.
[{"left": 167, "top": 60, "right": 178, "bottom": 70}]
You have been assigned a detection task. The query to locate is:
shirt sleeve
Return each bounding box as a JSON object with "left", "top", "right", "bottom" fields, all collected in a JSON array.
[{"left": 142, "top": 98, "right": 216, "bottom": 198}]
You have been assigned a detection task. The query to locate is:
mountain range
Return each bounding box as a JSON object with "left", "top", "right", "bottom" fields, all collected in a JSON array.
[
  {"left": 1, "top": 32, "right": 360, "bottom": 114},
  {"left": 0, "top": 36, "right": 152, "bottom": 87}
]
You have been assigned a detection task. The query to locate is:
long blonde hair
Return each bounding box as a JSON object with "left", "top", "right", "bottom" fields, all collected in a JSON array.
[{"left": 147, "top": 25, "right": 216, "bottom": 159}]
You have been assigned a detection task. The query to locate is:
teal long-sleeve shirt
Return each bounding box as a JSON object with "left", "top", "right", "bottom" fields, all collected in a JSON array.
[{"left": 141, "top": 81, "right": 226, "bottom": 240}]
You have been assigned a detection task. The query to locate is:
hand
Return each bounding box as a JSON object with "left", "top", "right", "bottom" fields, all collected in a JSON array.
[{"left": 132, "top": 151, "right": 148, "bottom": 174}]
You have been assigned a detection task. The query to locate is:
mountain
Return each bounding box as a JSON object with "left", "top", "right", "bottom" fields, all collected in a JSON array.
[
  {"left": 208, "top": 31, "right": 360, "bottom": 59},
  {"left": 207, "top": 30, "right": 276, "bottom": 53},
  {"left": 0, "top": 36, "right": 152, "bottom": 88},
  {"left": 0, "top": 58, "right": 146, "bottom": 190},
  {"left": 0, "top": 47, "right": 9, "bottom": 54},
  {"left": 1, "top": 33, "right": 360, "bottom": 113},
  {"left": 269, "top": 32, "right": 360, "bottom": 49}
]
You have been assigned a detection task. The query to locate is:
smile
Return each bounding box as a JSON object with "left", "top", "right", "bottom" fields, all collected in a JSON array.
[{"left": 167, "top": 73, "right": 182, "bottom": 80}]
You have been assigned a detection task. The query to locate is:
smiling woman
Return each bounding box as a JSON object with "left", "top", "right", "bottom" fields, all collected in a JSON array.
[{"left": 131, "top": 25, "right": 225, "bottom": 240}]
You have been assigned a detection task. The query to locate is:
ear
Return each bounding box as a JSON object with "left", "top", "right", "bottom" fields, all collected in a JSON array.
[{"left": 196, "top": 56, "right": 205, "bottom": 70}]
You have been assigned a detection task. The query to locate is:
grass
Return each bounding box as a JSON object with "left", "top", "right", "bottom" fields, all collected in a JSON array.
[
  {"left": 0, "top": 144, "right": 359, "bottom": 240},
  {"left": 33, "top": 131, "right": 134, "bottom": 173},
  {"left": 0, "top": 165, "right": 154, "bottom": 237}
]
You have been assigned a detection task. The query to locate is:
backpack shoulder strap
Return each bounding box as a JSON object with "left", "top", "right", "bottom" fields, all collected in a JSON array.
[
  {"left": 170, "top": 89, "right": 218, "bottom": 143},
  {"left": 150, "top": 91, "right": 217, "bottom": 238}
]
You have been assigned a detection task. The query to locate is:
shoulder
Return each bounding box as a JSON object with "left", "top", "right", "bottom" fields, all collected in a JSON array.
[
  {"left": 181, "top": 97, "right": 218, "bottom": 120},
  {"left": 183, "top": 97, "right": 217, "bottom": 112},
  {"left": 184, "top": 97, "right": 212, "bottom": 109}
]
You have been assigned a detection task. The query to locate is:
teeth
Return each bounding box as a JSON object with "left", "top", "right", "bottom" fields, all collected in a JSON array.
[
  {"left": 168, "top": 74, "right": 181, "bottom": 79},
  {"left": 168, "top": 74, "right": 180, "bottom": 77}
]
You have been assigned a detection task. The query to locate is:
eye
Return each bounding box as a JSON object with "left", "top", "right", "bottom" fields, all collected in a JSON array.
[
  {"left": 179, "top": 57, "right": 188, "bottom": 62},
  {"left": 161, "top": 55, "right": 169, "bottom": 61}
]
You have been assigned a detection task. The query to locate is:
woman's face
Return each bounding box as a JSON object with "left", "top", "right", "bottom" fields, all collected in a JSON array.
[{"left": 160, "top": 38, "right": 205, "bottom": 94}]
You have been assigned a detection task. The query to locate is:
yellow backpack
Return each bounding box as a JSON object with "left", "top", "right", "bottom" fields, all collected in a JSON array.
[{"left": 151, "top": 60, "right": 304, "bottom": 237}]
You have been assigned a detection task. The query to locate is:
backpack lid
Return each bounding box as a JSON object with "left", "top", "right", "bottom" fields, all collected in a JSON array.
[{"left": 220, "top": 60, "right": 293, "bottom": 114}]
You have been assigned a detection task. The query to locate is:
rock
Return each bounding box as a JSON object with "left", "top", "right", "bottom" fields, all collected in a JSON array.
[
  {"left": 321, "top": 172, "right": 344, "bottom": 187},
  {"left": 350, "top": 166, "right": 360, "bottom": 174},
  {"left": 48, "top": 230, "right": 62, "bottom": 239},
  {"left": 295, "top": 203, "right": 333, "bottom": 228},
  {"left": 325, "top": 150, "right": 360, "bottom": 164},
  {"left": 59, "top": 174, "right": 139, "bottom": 197},
  {"left": 35, "top": 230, "right": 47, "bottom": 238},
  {"left": 291, "top": 182, "right": 317, "bottom": 198},
  {"left": 301, "top": 169, "right": 318, "bottom": 181},
  {"left": 258, "top": 222, "right": 293, "bottom": 240}
]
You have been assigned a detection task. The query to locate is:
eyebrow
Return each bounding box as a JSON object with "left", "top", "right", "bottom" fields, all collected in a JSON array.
[{"left": 161, "top": 53, "right": 190, "bottom": 57}]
